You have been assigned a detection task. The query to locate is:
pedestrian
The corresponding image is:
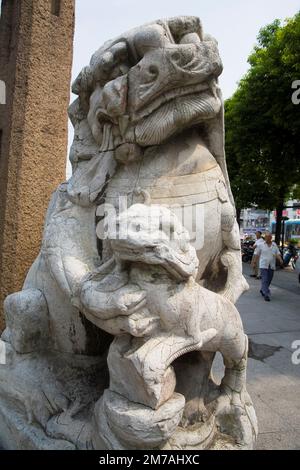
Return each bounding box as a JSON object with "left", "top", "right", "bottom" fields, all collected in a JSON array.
[
  {"left": 256, "top": 233, "right": 283, "bottom": 302},
  {"left": 250, "top": 231, "right": 264, "bottom": 279}
]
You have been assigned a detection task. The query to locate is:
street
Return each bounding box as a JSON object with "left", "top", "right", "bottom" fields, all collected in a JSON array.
[{"left": 235, "top": 263, "right": 300, "bottom": 449}]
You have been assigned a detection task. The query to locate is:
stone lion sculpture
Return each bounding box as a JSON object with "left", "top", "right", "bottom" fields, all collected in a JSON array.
[
  {"left": 80, "top": 204, "right": 257, "bottom": 449},
  {"left": 0, "top": 16, "right": 256, "bottom": 450}
]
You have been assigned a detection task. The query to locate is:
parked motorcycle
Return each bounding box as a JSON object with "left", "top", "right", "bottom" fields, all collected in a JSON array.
[
  {"left": 241, "top": 241, "right": 255, "bottom": 263},
  {"left": 283, "top": 242, "right": 299, "bottom": 268}
]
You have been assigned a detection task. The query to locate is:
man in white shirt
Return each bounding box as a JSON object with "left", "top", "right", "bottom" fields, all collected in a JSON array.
[
  {"left": 256, "top": 233, "right": 283, "bottom": 302},
  {"left": 250, "top": 231, "right": 264, "bottom": 279}
]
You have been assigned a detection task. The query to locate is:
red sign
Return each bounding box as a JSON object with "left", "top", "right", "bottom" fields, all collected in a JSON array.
[{"left": 273, "top": 210, "right": 288, "bottom": 218}]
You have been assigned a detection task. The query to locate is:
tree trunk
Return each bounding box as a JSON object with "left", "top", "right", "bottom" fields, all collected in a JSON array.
[
  {"left": 236, "top": 207, "right": 242, "bottom": 227},
  {"left": 275, "top": 203, "right": 283, "bottom": 246}
]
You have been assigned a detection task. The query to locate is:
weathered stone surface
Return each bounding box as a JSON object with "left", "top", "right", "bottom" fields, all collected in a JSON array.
[
  {"left": 4, "top": 288, "right": 49, "bottom": 354},
  {"left": 0, "top": 15, "right": 257, "bottom": 450},
  {"left": 93, "top": 390, "right": 185, "bottom": 450}
]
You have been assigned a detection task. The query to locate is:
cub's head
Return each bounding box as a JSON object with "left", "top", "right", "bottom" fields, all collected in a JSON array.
[{"left": 109, "top": 204, "right": 199, "bottom": 280}]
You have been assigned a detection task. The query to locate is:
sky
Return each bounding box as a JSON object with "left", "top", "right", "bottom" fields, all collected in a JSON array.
[{"left": 67, "top": 0, "right": 300, "bottom": 175}]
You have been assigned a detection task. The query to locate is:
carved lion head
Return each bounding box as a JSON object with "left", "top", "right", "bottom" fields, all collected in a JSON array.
[{"left": 69, "top": 16, "right": 223, "bottom": 165}]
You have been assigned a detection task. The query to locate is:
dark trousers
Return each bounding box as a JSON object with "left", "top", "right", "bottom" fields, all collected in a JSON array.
[{"left": 261, "top": 268, "right": 274, "bottom": 297}]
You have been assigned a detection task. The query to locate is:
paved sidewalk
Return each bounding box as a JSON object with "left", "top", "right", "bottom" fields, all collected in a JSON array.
[{"left": 239, "top": 264, "right": 300, "bottom": 449}]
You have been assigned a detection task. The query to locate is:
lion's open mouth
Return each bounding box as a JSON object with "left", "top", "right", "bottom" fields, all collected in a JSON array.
[
  {"left": 131, "top": 81, "right": 212, "bottom": 121},
  {"left": 135, "top": 88, "right": 221, "bottom": 146}
]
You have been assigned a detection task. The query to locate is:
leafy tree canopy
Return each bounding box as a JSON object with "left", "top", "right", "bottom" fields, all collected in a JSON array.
[
  {"left": 225, "top": 12, "right": 300, "bottom": 239},
  {"left": 225, "top": 12, "right": 300, "bottom": 209}
]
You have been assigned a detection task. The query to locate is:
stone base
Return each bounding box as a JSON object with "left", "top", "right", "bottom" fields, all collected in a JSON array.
[
  {"left": 0, "top": 405, "right": 75, "bottom": 450},
  {"left": 0, "top": 391, "right": 257, "bottom": 450},
  {"left": 0, "top": 341, "right": 257, "bottom": 450},
  {"left": 0, "top": 342, "right": 108, "bottom": 450}
]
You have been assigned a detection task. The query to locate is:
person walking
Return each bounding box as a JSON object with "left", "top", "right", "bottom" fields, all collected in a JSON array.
[
  {"left": 256, "top": 233, "right": 283, "bottom": 302},
  {"left": 250, "top": 231, "right": 264, "bottom": 279}
]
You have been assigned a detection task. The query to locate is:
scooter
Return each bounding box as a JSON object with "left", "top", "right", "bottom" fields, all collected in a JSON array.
[
  {"left": 283, "top": 243, "right": 299, "bottom": 268},
  {"left": 241, "top": 242, "right": 255, "bottom": 263}
]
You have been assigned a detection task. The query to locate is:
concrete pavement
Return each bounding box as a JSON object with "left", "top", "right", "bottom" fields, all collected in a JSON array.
[{"left": 237, "top": 264, "right": 300, "bottom": 449}]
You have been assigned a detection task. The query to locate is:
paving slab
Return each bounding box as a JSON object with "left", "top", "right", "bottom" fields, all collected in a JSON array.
[{"left": 238, "top": 263, "right": 300, "bottom": 449}]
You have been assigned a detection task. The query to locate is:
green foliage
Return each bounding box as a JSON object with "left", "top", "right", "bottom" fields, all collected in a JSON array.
[
  {"left": 291, "top": 185, "right": 300, "bottom": 200},
  {"left": 225, "top": 12, "right": 300, "bottom": 213}
]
